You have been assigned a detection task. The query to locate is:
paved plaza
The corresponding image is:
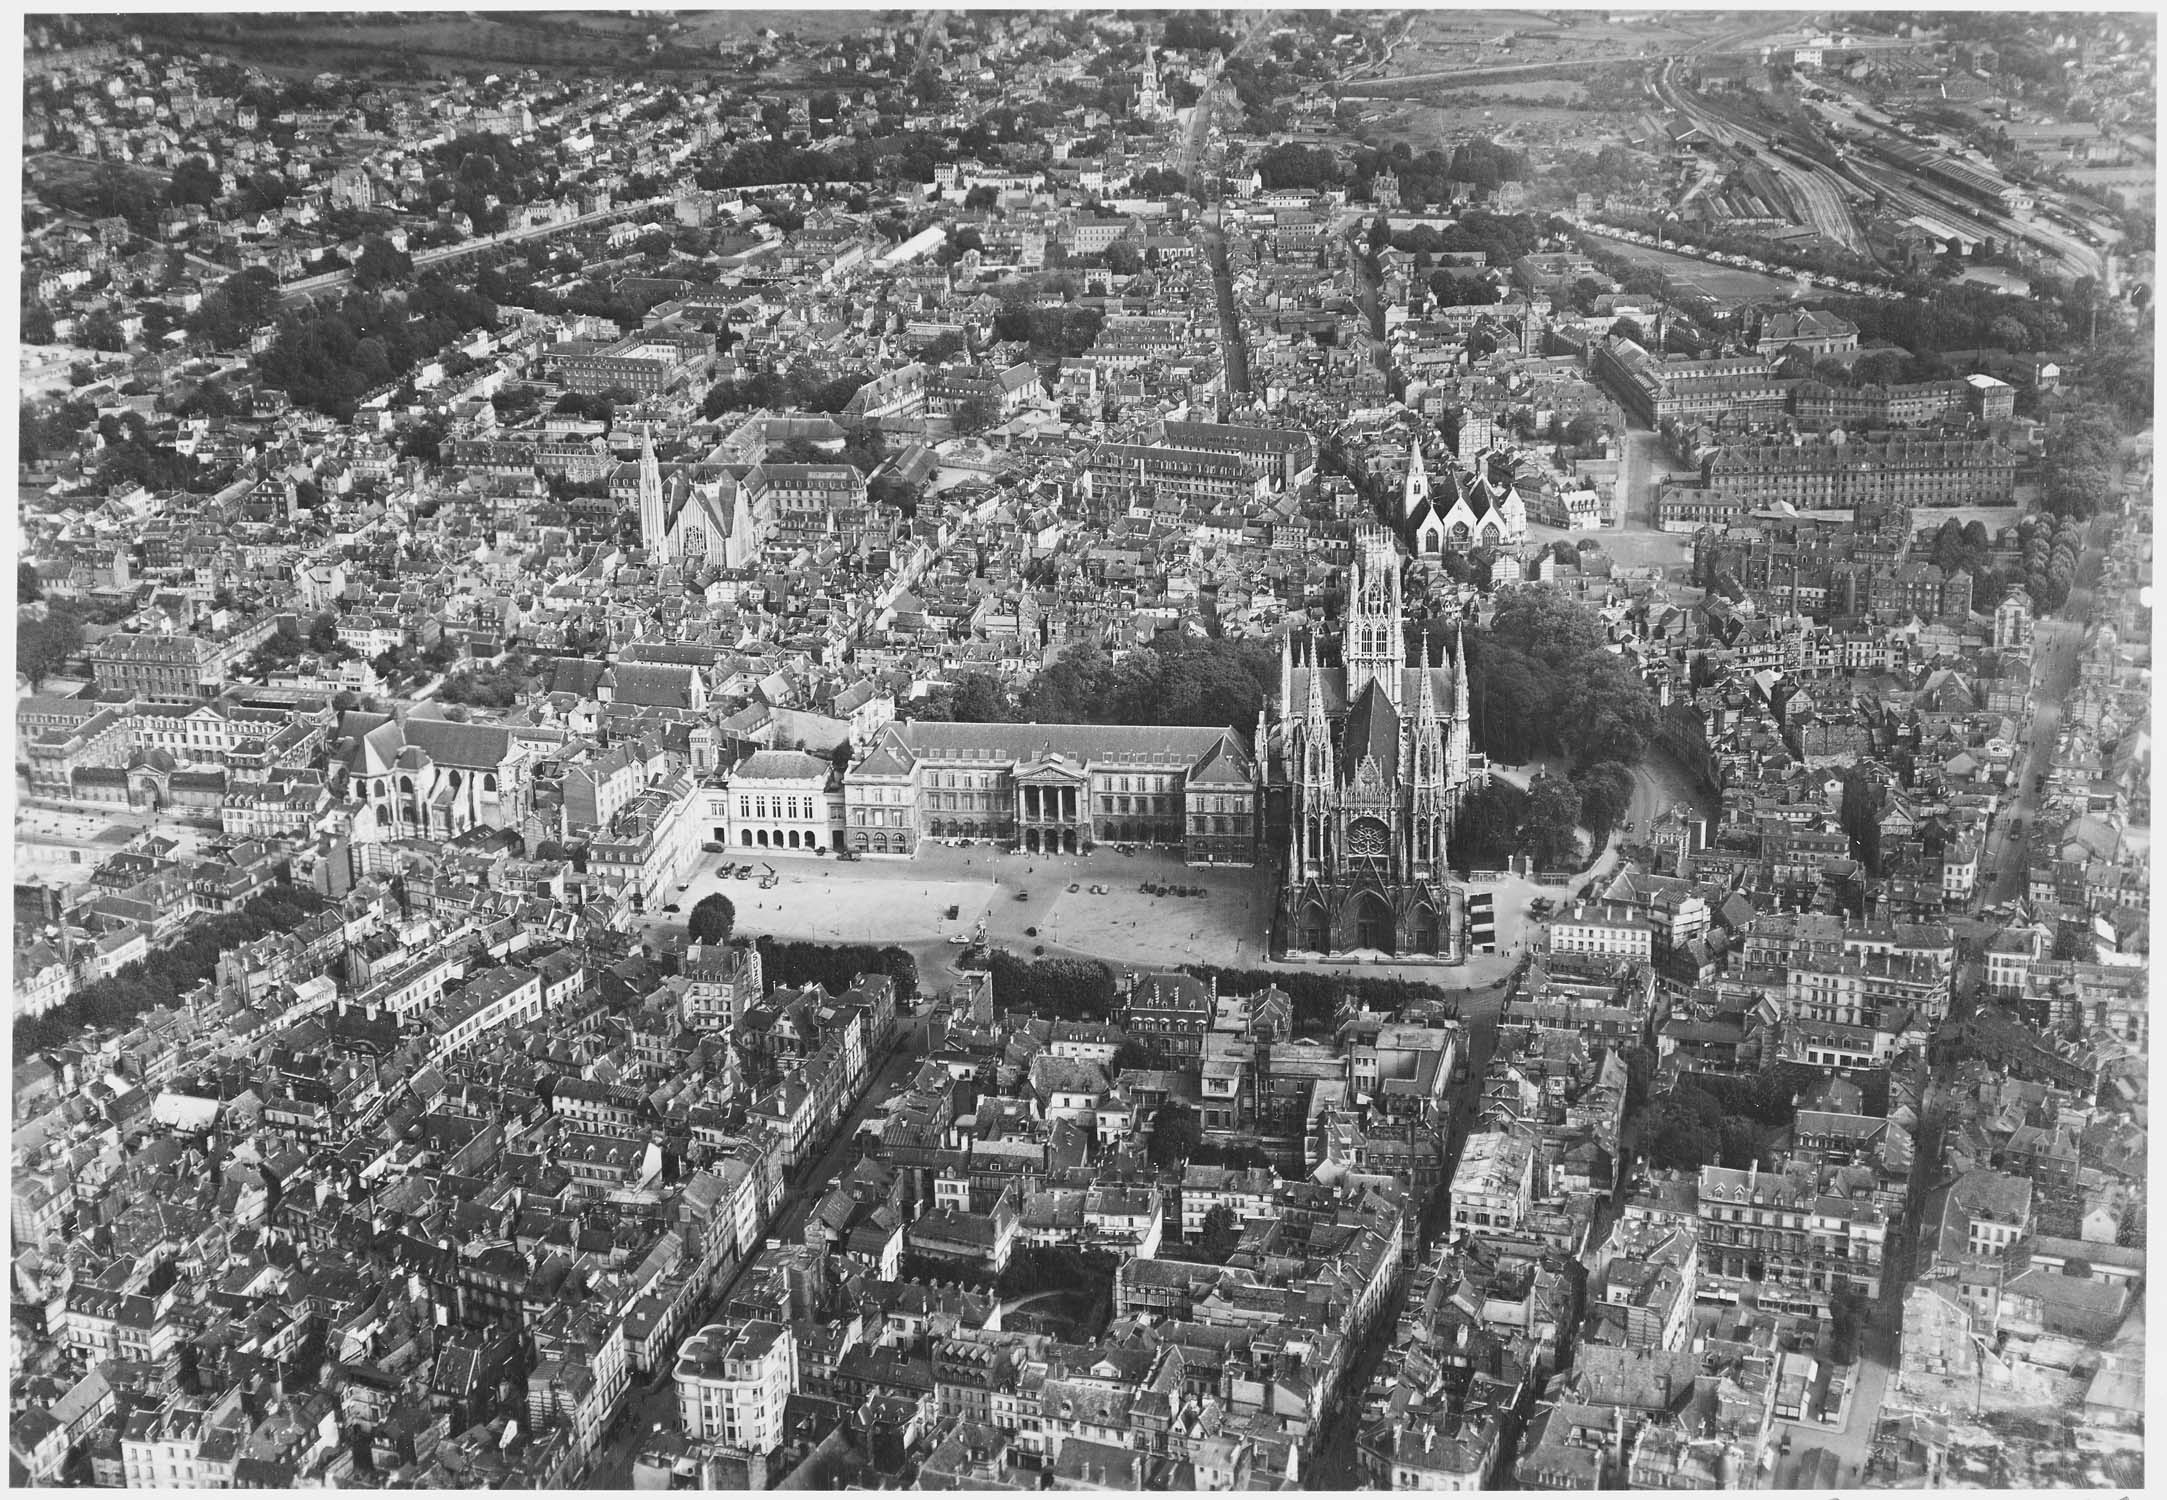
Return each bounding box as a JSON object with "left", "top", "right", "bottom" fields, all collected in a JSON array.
[
  {"left": 673, "top": 839, "right": 1536, "bottom": 993},
  {"left": 693, "top": 840, "right": 1274, "bottom": 972}
]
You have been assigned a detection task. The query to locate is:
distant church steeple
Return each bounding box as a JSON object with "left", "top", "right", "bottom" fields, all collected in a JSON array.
[
  {"left": 1401, "top": 440, "right": 1431, "bottom": 524},
  {"left": 638, "top": 423, "right": 668, "bottom": 562},
  {"left": 1137, "top": 43, "right": 1165, "bottom": 121}
]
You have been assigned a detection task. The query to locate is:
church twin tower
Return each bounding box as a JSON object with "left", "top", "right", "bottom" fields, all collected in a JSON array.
[{"left": 1266, "top": 528, "right": 1472, "bottom": 959}]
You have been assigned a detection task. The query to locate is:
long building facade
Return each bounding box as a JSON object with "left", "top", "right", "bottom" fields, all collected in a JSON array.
[
  {"left": 839, "top": 721, "right": 1259, "bottom": 865},
  {"left": 1660, "top": 437, "right": 2017, "bottom": 529}
]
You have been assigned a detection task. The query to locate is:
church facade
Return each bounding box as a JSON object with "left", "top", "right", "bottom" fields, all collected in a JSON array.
[
  {"left": 1398, "top": 438, "right": 1529, "bottom": 558},
  {"left": 1266, "top": 527, "right": 1472, "bottom": 959},
  {"left": 629, "top": 425, "right": 858, "bottom": 573}
]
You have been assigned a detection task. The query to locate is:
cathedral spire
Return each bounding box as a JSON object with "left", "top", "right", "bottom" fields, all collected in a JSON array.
[{"left": 1452, "top": 622, "right": 1470, "bottom": 721}]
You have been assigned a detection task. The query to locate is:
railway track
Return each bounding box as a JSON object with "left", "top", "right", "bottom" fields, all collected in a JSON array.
[{"left": 1654, "top": 59, "right": 1868, "bottom": 253}]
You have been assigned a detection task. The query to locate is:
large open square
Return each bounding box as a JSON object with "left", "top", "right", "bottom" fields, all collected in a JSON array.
[
  {"left": 675, "top": 840, "right": 1275, "bottom": 975},
  {"left": 660, "top": 839, "right": 1551, "bottom": 995}
]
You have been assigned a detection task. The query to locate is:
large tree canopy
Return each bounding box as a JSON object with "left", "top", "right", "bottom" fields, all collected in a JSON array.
[
  {"left": 918, "top": 636, "right": 1279, "bottom": 731},
  {"left": 1465, "top": 586, "right": 1659, "bottom": 769}
]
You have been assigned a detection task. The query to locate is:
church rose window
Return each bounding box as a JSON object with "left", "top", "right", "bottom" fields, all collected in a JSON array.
[{"left": 1347, "top": 818, "right": 1389, "bottom": 858}]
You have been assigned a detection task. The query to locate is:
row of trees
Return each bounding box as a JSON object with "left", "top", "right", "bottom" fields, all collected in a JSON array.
[
  {"left": 920, "top": 635, "right": 1279, "bottom": 733},
  {"left": 15, "top": 884, "right": 329, "bottom": 1056},
  {"left": 1380, "top": 210, "right": 1551, "bottom": 266},
  {"left": 752, "top": 935, "right": 919, "bottom": 1008},
  {"left": 701, "top": 367, "right": 870, "bottom": 419},
  {"left": 1428, "top": 270, "right": 1500, "bottom": 307},
  {"left": 1822, "top": 278, "right": 2086, "bottom": 366},
  {"left": 2017, "top": 512, "right": 2087, "bottom": 615},
  {"left": 2040, "top": 406, "right": 2122, "bottom": 521},
  {"left": 981, "top": 949, "right": 1117, "bottom": 1022}
]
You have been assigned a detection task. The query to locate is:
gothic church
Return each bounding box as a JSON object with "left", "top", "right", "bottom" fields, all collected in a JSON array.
[{"left": 1266, "top": 526, "right": 1471, "bottom": 958}]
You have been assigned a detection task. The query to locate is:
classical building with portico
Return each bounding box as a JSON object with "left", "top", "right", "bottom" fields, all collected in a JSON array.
[{"left": 839, "top": 721, "right": 1257, "bottom": 865}]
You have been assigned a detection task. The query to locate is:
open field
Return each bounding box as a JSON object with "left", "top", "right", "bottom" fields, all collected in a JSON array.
[
  {"left": 1364, "top": 97, "right": 1611, "bottom": 146},
  {"left": 1584, "top": 230, "right": 1803, "bottom": 301},
  {"left": 665, "top": 11, "right": 896, "bottom": 48},
  {"left": 1387, "top": 10, "right": 1741, "bottom": 74},
  {"left": 126, "top": 10, "right": 894, "bottom": 80},
  {"left": 1523, "top": 518, "right": 1697, "bottom": 579}
]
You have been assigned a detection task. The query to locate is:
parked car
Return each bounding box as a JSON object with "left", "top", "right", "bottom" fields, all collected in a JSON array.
[{"left": 662, "top": 903, "right": 680, "bottom": 914}]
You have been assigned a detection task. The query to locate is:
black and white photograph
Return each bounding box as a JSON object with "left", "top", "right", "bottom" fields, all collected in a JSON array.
[{"left": 10, "top": 6, "right": 2153, "bottom": 1490}]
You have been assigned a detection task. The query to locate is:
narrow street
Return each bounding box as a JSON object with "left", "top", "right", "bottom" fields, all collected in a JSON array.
[
  {"left": 1303, "top": 971, "right": 1514, "bottom": 1489},
  {"left": 581, "top": 1026, "right": 927, "bottom": 1488},
  {"left": 1982, "top": 517, "right": 2109, "bottom": 906},
  {"left": 1205, "top": 230, "right": 1252, "bottom": 398}
]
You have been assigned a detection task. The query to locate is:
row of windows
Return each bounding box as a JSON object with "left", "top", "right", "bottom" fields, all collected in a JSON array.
[
  {"left": 739, "top": 795, "right": 818, "bottom": 820},
  {"left": 926, "top": 792, "right": 1002, "bottom": 811}
]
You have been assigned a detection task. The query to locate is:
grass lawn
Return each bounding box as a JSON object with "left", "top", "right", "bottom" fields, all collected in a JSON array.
[
  {"left": 1584, "top": 231, "right": 1803, "bottom": 301},
  {"left": 1393, "top": 9, "right": 1727, "bottom": 73}
]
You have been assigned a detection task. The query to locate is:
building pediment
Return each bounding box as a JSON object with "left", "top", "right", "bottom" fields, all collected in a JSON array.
[{"left": 1014, "top": 756, "right": 1089, "bottom": 784}]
